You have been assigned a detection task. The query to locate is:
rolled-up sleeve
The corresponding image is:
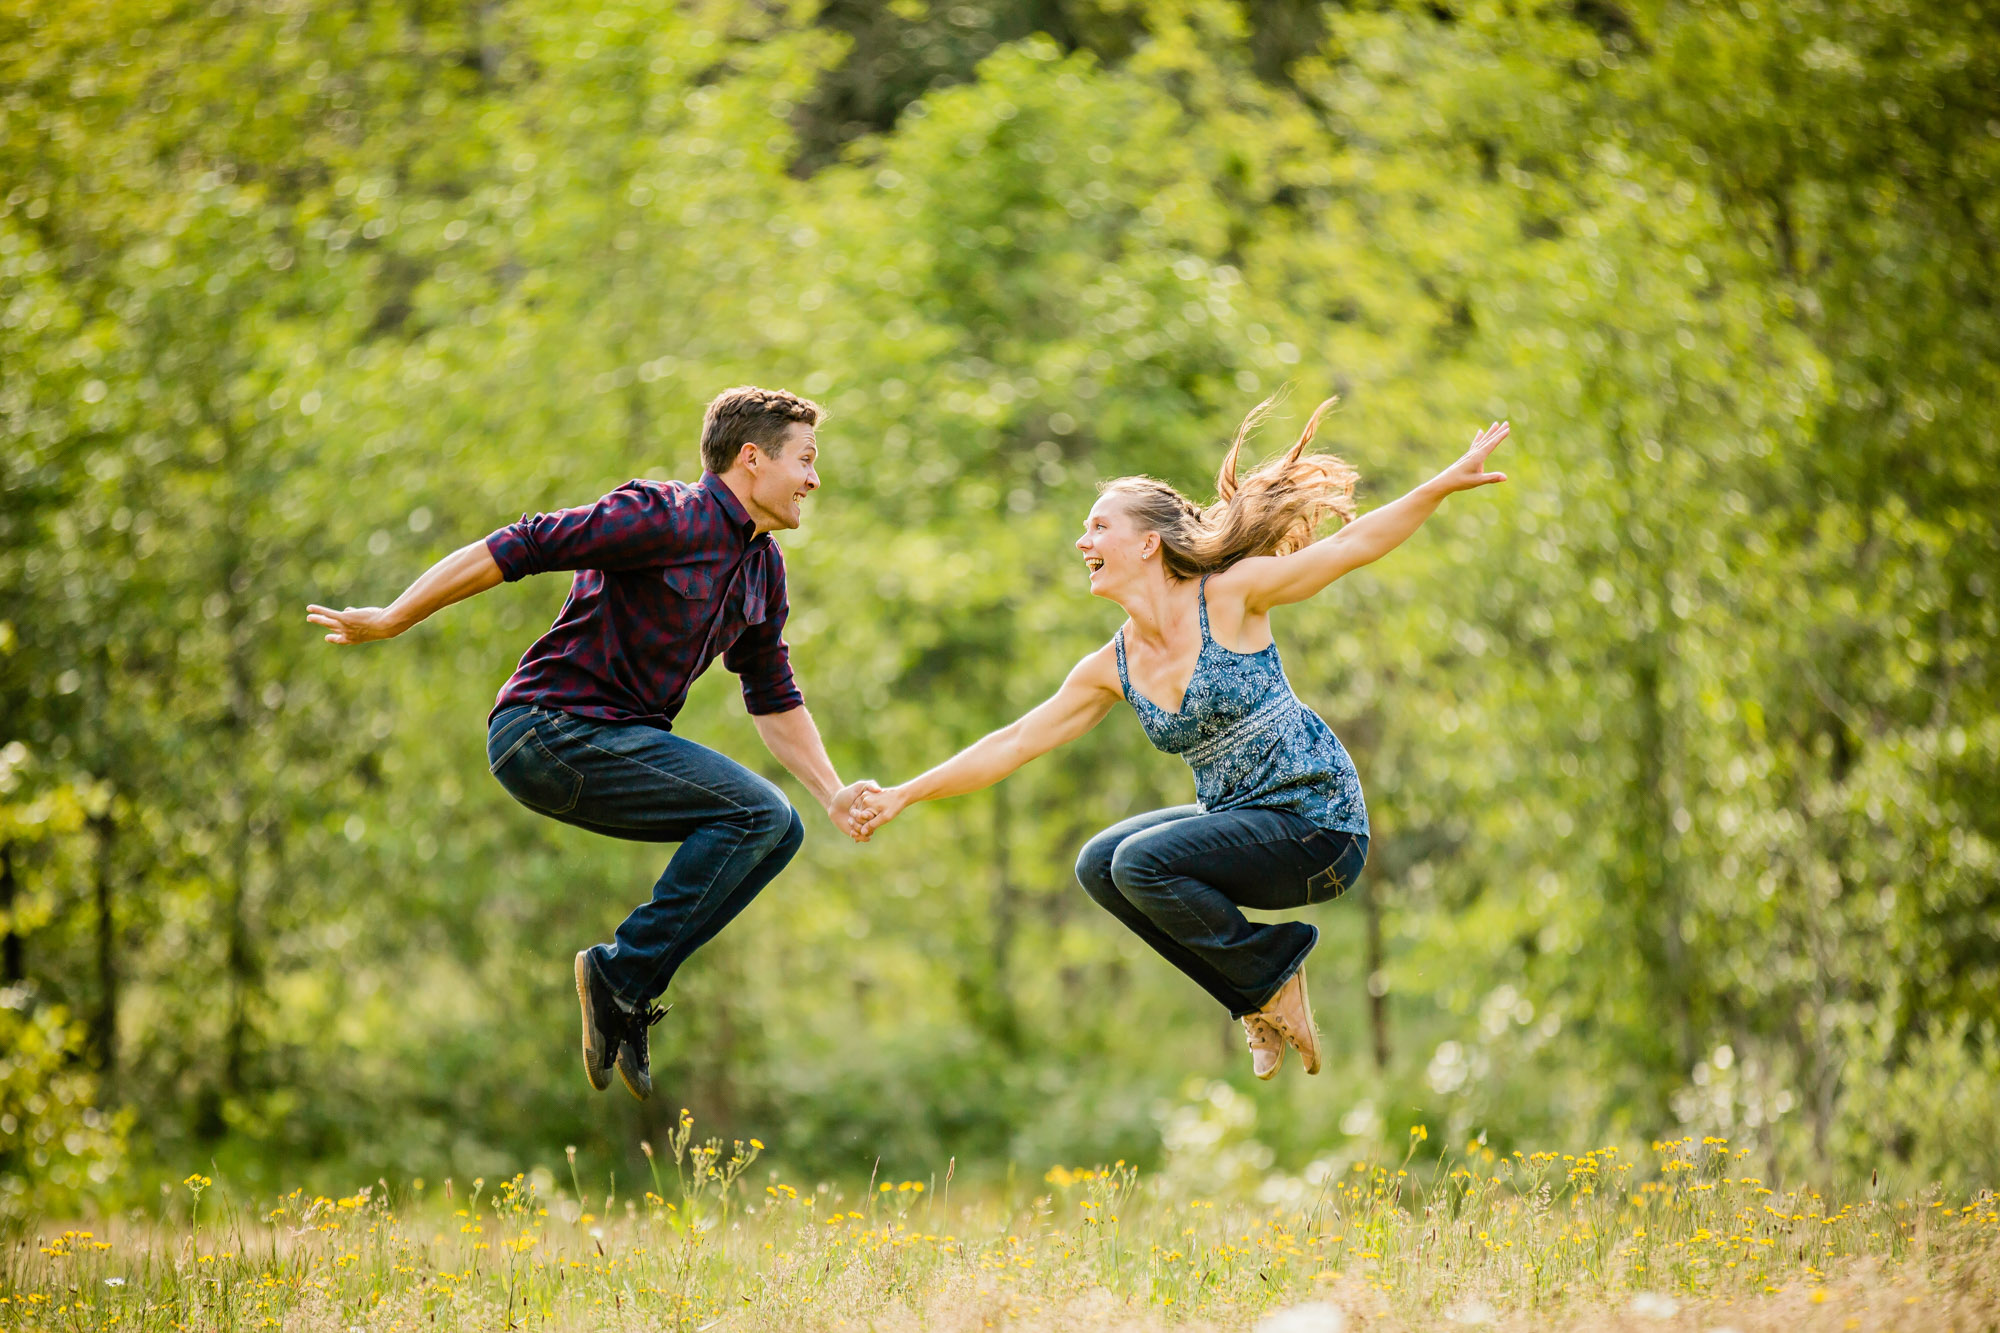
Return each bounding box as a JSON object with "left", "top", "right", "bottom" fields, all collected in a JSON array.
[
  {"left": 725, "top": 558, "right": 804, "bottom": 715},
  {"left": 484, "top": 482, "right": 687, "bottom": 582}
]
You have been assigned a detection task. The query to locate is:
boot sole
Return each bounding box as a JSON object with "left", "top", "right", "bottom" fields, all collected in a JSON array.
[
  {"left": 1293, "top": 969, "right": 1323, "bottom": 1075},
  {"left": 1246, "top": 1018, "right": 1284, "bottom": 1080},
  {"left": 574, "top": 951, "right": 613, "bottom": 1093}
]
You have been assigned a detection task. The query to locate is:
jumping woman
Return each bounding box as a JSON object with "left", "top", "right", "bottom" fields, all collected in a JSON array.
[{"left": 854, "top": 402, "right": 1510, "bottom": 1078}]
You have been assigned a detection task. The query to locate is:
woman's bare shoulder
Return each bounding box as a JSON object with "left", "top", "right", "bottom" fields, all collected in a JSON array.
[
  {"left": 1068, "top": 637, "right": 1126, "bottom": 692},
  {"left": 1204, "top": 557, "right": 1278, "bottom": 600}
]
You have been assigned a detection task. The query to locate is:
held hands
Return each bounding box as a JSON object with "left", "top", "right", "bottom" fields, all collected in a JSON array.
[
  {"left": 306, "top": 604, "right": 405, "bottom": 644},
  {"left": 826, "top": 781, "right": 913, "bottom": 844},
  {"left": 850, "top": 785, "right": 911, "bottom": 841},
  {"left": 828, "top": 779, "right": 884, "bottom": 843},
  {"left": 1434, "top": 420, "right": 1511, "bottom": 494}
]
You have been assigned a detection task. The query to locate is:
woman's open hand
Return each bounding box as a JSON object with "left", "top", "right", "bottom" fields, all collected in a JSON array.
[{"left": 1433, "top": 420, "right": 1510, "bottom": 493}]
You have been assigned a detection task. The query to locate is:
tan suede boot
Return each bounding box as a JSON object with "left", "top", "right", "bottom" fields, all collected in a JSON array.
[{"left": 1258, "top": 970, "right": 1322, "bottom": 1075}]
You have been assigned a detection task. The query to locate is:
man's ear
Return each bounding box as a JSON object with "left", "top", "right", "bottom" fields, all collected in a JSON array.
[{"left": 737, "top": 441, "right": 763, "bottom": 474}]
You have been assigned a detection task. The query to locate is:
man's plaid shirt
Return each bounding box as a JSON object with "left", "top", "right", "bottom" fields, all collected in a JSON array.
[{"left": 484, "top": 472, "right": 803, "bottom": 729}]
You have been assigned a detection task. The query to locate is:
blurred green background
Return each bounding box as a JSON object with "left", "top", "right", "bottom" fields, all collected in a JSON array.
[{"left": 4, "top": 0, "right": 1998, "bottom": 1220}]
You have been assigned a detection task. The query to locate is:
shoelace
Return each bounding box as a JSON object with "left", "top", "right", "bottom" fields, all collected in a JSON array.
[
  {"left": 1243, "top": 1015, "right": 1283, "bottom": 1050},
  {"left": 623, "top": 1002, "right": 670, "bottom": 1046},
  {"left": 1258, "top": 1009, "right": 1305, "bottom": 1046}
]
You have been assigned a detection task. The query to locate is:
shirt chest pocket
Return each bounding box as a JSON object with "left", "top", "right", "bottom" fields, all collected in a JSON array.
[
  {"left": 659, "top": 566, "right": 714, "bottom": 603},
  {"left": 660, "top": 562, "right": 768, "bottom": 628}
]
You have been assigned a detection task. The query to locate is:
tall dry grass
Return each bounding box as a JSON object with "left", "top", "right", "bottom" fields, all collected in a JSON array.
[{"left": 4, "top": 1114, "right": 1995, "bottom": 1331}]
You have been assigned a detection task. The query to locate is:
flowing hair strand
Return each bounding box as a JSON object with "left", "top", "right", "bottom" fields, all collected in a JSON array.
[{"left": 1101, "top": 393, "right": 1358, "bottom": 580}]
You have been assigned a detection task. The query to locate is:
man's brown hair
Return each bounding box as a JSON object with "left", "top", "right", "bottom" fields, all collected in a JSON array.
[{"left": 699, "top": 386, "right": 823, "bottom": 475}]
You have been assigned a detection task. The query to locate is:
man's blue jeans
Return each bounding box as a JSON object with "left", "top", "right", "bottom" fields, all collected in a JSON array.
[
  {"left": 1075, "top": 805, "right": 1367, "bottom": 1018},
  {"left": 487, "top": 704, "right": 804, "bottom": 1006}
]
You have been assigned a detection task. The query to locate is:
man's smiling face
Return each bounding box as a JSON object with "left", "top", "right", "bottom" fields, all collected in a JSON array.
[{"left": 742, "top": 422, "right": 820, "bottom": 532}]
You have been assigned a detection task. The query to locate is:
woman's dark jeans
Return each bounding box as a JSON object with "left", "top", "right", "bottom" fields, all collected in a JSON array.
[
  {"left": 1075, "top": 805, "right": 1367, "bottom": 1018},
  {"left": 487, "top": 704, "right": 804, "bottom": 1006}
]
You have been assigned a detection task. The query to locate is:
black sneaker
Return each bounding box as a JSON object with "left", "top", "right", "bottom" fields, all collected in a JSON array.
[
  {"left": 614, "top": 1001, "right": 667, "bottom": 1102},
  {"left": 573, "top": 950, "right": 622, "bottom": 1093}
]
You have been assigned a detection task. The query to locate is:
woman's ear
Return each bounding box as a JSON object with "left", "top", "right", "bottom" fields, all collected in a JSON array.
[{"left": 1141, "top": 531, "right": 1159, "bottom": 560}]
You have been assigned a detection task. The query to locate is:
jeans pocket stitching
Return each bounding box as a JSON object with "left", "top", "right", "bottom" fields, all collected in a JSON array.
[
  {"left": 1300, "top": 828, "right": 1342, "bottom": 857},
  {"left": 1303, "top": 831, "right": 1358, "bottom": 904},
  {"left": 488, "top": 725, "right": 538, "bottom": 774},
  {"left": 1305, "top": 863, "right": 1349, "bottom": 903},
  {"left": 492, "top": 728, "right": 584, "bottom": 816}
]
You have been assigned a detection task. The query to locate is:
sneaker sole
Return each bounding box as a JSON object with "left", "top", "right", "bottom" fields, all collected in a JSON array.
[
  {"left": 615, "top": 1051, "right": 651, "bottom": 1102},
  {"left": 574, "top": 951, "right": 612, "bottom": 1093}
]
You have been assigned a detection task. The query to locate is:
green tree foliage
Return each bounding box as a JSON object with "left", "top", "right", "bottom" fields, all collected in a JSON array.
[
  {"left": 1, "top": 987, "right": 129, "bottom": 1223},
  {"left": 1, "top": 0, "right": 1994, "bottom": 1203}
]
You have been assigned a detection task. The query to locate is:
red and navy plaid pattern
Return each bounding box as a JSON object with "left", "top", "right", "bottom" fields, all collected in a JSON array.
[{"left": 485, "top": 472, "right": 803, "bottom": 729}]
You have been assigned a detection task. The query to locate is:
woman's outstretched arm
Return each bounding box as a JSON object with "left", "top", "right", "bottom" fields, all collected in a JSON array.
[
  {"left": 857, "top": 647, "right": 1123, "bottom": 835},
  {"left": 1216, "top": 420, "right": 1510, "bottom": 612}
]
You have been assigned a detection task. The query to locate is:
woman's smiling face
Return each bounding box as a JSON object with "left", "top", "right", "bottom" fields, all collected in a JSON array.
[{"left": 1075, "top": 495, "right": 1157, "bottom": 599}]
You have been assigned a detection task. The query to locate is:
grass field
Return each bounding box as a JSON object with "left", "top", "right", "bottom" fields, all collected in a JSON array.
[{"left": 5, "top": 1114, "right": 1996, "bottom": 1332}]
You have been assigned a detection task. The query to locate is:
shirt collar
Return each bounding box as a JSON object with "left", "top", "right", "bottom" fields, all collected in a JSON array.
[{"left": 698, "top": 472, "right": 761, "bottom": 544}]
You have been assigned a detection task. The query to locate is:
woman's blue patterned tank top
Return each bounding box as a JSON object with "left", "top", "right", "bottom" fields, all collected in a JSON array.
[{"left": 1114, "top": 577, "right": 1368, "bottom": 835}]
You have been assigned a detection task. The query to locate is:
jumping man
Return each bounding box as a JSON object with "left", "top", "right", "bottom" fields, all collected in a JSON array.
[{"left": 308, "top": 387, "right": 876, "bottom": 1100}]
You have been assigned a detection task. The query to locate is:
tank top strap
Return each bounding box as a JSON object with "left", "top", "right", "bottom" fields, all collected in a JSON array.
[
  {"left": 1112, "top": 629, "right": 1134, "bottom": 702},
  {"left": 1196, "top": 575, "right": 1214, "bottom": 644}
]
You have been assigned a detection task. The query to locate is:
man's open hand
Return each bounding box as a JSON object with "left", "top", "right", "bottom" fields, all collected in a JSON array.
[
  {"left": 307, "top": 604, "right": 405, "bottom": 644},
  {"left": 828, "top": 779, "right": 882, "bottom": 843}
]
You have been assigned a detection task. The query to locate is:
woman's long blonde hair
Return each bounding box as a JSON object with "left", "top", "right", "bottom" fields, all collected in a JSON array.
[{"left": 1100, "top": 394, "right": 1359, "bottom": 582}]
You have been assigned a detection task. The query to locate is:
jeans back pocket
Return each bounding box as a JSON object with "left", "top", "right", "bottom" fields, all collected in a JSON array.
[
  {"left": 489, "top": 727, "right": 584, "bottom": 816},
  {"left": 1302, "top": 829, "right": 1367, "bottom": 904}
]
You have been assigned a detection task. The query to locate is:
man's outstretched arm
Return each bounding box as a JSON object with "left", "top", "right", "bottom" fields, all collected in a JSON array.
[
  {"left": 307, "top": 540, "right": 503, "bottom": 644},
  {"left": 750, "top": 706, "right": 877, "bottom": 842}
]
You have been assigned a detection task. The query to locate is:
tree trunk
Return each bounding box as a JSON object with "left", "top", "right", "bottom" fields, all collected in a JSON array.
[
  {"left": 221, "top": 768, "right": 257, "bottom": 1105},
  {"left": 1604, "top": 402, "right": 1698, "bottom": 1106},
  {"left": 986, "top": 779, "right": 1022, "bottom": 1052},
  {"left": 0, "top": 841, "right": 21, "bottom": 986},
  {"left": 1365, "top": 885, "right": 1389, "bottom": 1070},
  {"left": 193, "top": 472, "right": 262, "bottom": 1138},
  {"left": 90, "top": 808, "right": 118, "bottom": 1074}
]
